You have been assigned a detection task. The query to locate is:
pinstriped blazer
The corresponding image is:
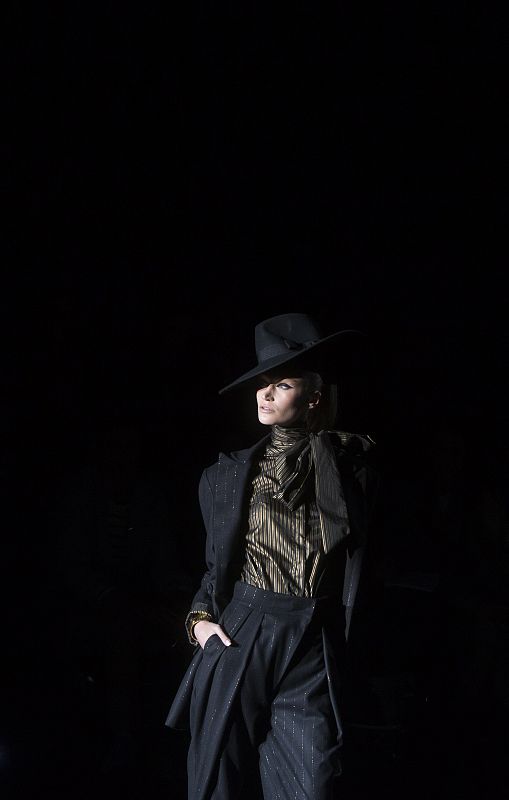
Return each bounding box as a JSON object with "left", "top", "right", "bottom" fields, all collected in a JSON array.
[{"left": 189, "top": 430, "right": 378, "bottom": 642}]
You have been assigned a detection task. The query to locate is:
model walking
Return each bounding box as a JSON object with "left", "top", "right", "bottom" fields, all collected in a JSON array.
[{"left": 166, "top": 313, "right": 378, "bottom": 800}]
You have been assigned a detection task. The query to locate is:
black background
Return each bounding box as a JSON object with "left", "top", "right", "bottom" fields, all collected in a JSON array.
[{"left": 2, "top": 3, "right": 508, "bottom": 799}]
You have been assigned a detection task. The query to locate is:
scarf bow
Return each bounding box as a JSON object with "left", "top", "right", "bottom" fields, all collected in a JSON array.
[{"left": 271, "top": 427, "right": 350, "bottom": 553}]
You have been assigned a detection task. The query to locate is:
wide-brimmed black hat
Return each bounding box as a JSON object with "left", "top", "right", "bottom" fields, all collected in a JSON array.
[{"left": 219, "top": 313, "right": 364, "bottom": 394}]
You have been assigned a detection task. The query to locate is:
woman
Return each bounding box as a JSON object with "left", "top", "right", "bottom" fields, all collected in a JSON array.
[{"left": 166, "top": 313, "right": 378, "bottom": 800}]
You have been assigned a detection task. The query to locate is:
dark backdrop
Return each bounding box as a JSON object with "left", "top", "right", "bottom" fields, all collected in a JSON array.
[{"left": 2, "top": 4, "right": 508, "bottom": 799}]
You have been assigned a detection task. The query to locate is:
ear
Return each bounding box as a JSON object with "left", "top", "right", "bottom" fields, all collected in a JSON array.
[{"left": 308, "top": 390, "right": 321, "bottom": 409}]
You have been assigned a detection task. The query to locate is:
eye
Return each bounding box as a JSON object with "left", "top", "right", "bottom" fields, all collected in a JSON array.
[{"left": 277, "top": 383, "right": 292, "bottom": 390}]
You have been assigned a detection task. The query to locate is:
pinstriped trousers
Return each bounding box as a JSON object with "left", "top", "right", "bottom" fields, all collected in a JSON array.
[{"left": 188, "top": 582, "right": 343, "bottom": 800}]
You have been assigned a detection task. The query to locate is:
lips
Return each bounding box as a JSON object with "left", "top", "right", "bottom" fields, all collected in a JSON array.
[{"left": 259, "top": 406, "right": 273, "bottom": 413}]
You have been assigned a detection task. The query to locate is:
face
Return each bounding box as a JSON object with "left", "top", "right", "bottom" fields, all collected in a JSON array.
[{"left": 256, "top": 373, "right": 320, "bottom": 427}]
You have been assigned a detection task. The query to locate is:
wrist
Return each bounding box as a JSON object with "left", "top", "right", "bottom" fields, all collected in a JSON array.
[
  {"left": 192, "top": 619, "right": 210, "bottom": 638},
  {"left": 186, "top": 609, "right": 213, "bottom": 645}
]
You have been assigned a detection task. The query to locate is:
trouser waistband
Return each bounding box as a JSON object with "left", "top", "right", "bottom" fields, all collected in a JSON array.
[{"left": 232, "top": 580, "right": 341, "bottom": 616}]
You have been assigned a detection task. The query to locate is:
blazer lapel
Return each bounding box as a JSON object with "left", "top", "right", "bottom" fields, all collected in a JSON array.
[{"left": 212, "top": 435, "right": 269, "bottom": 608}]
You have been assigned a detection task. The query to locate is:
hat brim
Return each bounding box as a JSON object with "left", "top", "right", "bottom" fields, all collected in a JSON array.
[{"left": 218, "top": 329, "right": 365, "bottom": 394}]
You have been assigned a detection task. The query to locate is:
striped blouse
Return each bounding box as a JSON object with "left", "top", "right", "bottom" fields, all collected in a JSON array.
[{"left": 239, "top": 424, "right": 325, "bottom": 596}]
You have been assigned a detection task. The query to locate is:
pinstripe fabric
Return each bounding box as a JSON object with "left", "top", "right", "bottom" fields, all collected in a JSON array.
[
  {"left": 189, "top": 582, "right": 341, "bottom": 800},
  {"left": 240, "top": 425, "right": 350, "bottom": 596}
]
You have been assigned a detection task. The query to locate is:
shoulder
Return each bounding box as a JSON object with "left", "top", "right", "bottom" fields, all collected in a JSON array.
[
  {"left": 209, "top": 435, "right": 270, "bottom": 469},
  {"left": 329, "top": 430, "right": 379, "bottom": 485},
  {"left": 201, "top": 434, "right": 270, "bottom": 482},
  {"left": 329, "top": 430, "right": 376, "bottom": 457},
  {"left": 229, "top": 433, "right": 271, "bottom": 464}
]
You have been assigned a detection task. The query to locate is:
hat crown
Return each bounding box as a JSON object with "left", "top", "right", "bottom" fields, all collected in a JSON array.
[
  {"left": 255, "top": 313, "right": 322, "bottom": 365},
  {"left": 219, "top": 312, "right": 361, "bottom": 394}
]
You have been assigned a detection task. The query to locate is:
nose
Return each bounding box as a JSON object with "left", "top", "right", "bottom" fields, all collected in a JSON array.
[{"left": 262, "top": 384, "right": 274, "bottom": 400}]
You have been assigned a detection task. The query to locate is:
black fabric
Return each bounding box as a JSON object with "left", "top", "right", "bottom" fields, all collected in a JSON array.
[
  {"left": 187, "top": 582, "right": 342, "bottom": 800},
  {"left": 182, "top": 431, "right": 374, "bottom": 626},
  {"left": 272, "top": 427, "right": 351, "bottom": 553},
  {"left": 219, "top": 313, "right": 364, "bottom": 393},
  {"left": 166, "top": 432, "right": 377, "bottom": 732}
]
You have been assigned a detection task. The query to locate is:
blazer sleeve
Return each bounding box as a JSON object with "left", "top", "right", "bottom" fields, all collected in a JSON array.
[
  {"left": 341, "top": 442, "right": 381, "bottom": 641},
  {"left": 184, "top": 466, "right": 217, "bottom": 641}
]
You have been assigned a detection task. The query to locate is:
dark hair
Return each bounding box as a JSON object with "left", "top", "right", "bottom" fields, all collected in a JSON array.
[{"left": 301, "top": 371, "right": 338, "bottom": 432}]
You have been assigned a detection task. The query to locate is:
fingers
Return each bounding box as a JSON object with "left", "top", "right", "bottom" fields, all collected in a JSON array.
[
  {"left": 216, "top": 627, "right": 231, "bottom": 647},
  {"left": 195, "top": 620, "right": 231, "bottom": 649},
  {"left": 206, "top": 623, "right": 231, "bottom": 648}
]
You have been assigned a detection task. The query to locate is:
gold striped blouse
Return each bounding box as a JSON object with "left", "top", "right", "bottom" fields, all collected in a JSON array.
[{"left": 239, "top": 425, "right": 325, "bottom": 596}]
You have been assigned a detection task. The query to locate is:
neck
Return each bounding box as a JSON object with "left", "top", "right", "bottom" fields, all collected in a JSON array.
[{"left": 271, "top": 424, "right": 308, "bottom": 446}]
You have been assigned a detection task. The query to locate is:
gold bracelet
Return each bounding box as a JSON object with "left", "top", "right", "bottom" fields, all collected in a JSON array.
[{"left": 186, "top": 610, "right": 213, "bottom": 644}]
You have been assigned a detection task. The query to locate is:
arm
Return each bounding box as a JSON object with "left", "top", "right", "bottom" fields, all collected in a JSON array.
[
  {"left": 185, "top": 466, "right": 230, "bottom": 648},
  {"left": 344, "top": 460, "right": 382, "bottom": 641}
]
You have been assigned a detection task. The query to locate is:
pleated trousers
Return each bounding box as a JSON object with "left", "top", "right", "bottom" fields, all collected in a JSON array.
[{"left": 188, "top": 582, "right": 343, "bottom": 800}]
